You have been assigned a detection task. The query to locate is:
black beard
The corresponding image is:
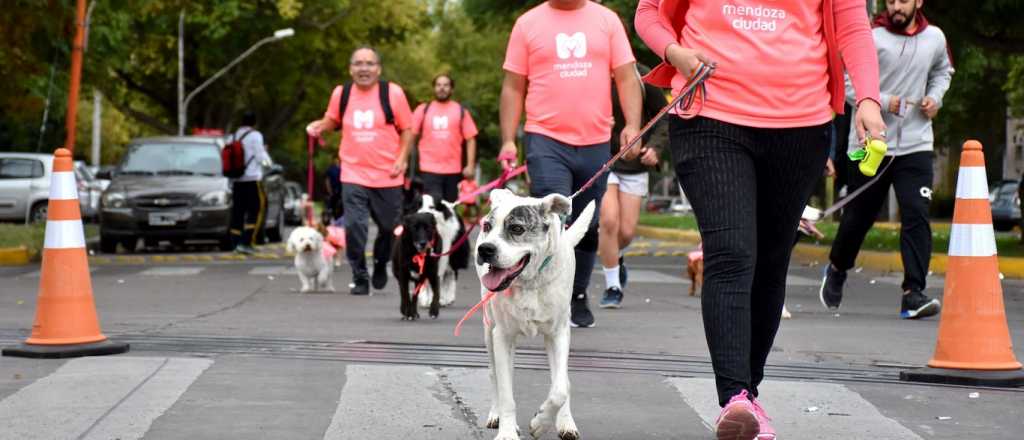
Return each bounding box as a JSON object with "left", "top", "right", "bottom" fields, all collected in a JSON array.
[
  {"left": 435, "top": 95, "right": 451, "bottom": 102},
  {"left": 888, "top": 5, "right": 916, "bottom": 30}
]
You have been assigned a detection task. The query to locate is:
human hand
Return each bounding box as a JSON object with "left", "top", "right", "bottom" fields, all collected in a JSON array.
[
  {"left": 887, "top": 96, "right": 902, "bottom": 114},
  {"left": 855, "top": 99, "right": 887, "bottom": 144},
  {"left": 462, "top": 165, "right": 475, "bottom": 180},
  {"left": 640, "top": 148, "right": 659, "bottom": 167},
  {"left": 825, "top": 158, "right": 835, "bottom": 177},
  {"left": 498, "top": 142, "right": 518, "bottom": 169},
  {"left": 665, "top": 44, "right": 714, "bottom": 78},
  {"left": 620, "top": 125, "right": 642, "bottom": 161},
  {"left": 390, "top": 158, "right": 408, "bottom": 178},
  {"left": 921, "top": 97, "right": 939, "bottom": 119},
  {"left": 306, "top": 120, "right": 328, "bottom": 138}
]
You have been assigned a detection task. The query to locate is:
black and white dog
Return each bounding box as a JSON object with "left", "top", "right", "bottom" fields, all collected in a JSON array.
[
  {"left": 414, "top": 194, "right": 470, "bottom": 309},
  {"left": 475, "top": 189, "right": 595, "bottom": 440}
]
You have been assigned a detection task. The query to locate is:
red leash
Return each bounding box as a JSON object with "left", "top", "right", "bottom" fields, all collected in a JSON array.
[
  {"left": 430, "top": 160, "right": 524, "bottom": 258},
  {"left": 306, "top": 134, "right": 321, "bottom": 225}
]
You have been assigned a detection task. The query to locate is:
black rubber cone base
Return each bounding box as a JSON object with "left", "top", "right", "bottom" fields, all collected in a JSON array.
[
  {"left": 900, "top": 367, "right": 1024, "bottom": 388},
  {"left": 2, "top": 339, "right": 130, "bottom": 359}
]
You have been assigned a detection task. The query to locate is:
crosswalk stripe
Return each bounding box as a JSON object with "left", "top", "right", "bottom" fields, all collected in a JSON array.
[
  {"left": 323, "top": 365, "right": 480, "bottom": 439},
  {"left": 138, "top": 267, "right": 205, "bottom": 276},
  {"left": 248, "top": 266, "right": 296, "bottom": 276},
  {"left": 667, "top": 378, "right": 922, "bottom": 439},
  {"left": 0, "top": 356, "right": 212, "bottom": 440}
]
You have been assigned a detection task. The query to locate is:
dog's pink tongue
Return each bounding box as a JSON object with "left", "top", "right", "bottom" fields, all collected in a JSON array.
[{"left": 481, "top": 267, "right": 510, "bottom": 291}]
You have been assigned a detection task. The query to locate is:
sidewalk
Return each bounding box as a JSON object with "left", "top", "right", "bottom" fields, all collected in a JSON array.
[{"left": 636, "top": 225, "right": 1024, "bottom": 279}]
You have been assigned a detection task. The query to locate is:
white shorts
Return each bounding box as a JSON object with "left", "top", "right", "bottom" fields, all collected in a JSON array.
[{"left": 607, "top": 171, "right": 649, "bottom": 197}]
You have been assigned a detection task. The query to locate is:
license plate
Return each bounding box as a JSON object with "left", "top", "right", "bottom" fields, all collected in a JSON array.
[{"left": 148, "top": 212, "right": 179, "bottom": 226}]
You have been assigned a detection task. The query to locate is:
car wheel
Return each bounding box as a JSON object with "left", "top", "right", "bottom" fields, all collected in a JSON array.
[
  {"left": 266, "top": 210, "right": 284, "bottom": 243},
  {"left": 28, "top": 201, "right": 48, "bottom": 224},
  {"left": 99, "top": 234, "right": 118, "bottom": 254},
  {"left": 994, "top": 221, "right": 1014, "bottom": 232}
]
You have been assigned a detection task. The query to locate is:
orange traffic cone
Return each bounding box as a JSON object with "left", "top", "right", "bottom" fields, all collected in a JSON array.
[
  {"left": 3, "top": 149, "right": 129, "bottom": 358},
  {"left": 900, "top": 140, "right": 1023, "bottom": 387}
]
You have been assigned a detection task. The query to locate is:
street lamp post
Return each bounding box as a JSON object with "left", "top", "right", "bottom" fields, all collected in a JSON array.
[{"left": 177, "top": 28, "right": 295, "bottom": 135}]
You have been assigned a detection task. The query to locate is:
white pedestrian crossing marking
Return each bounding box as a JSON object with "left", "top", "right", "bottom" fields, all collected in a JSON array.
[
  {"left": 139, "top": 266, "right": 204, "bottom": 276},
  {"left": 667, "top": 378, "right": 922, "bottom": 439},
  {"left": 323, "top": 365, "right": 480, "bottom": 439},
  {"left": 0, "top": 356, "right": 212, "bottom": 440},
  {"left": 248, "top": 265, "right": 296, "bottom": 276}
]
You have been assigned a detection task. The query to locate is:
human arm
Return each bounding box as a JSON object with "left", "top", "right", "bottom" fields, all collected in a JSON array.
[
  {"left": 499, "top": 71, "right": 527, "bottom": 166},
  {"left": 463, "top": 137, "right": 477, "bottom": 179},
  {"left": 834, "top": 0, "right": 885, "bottom": 141}
]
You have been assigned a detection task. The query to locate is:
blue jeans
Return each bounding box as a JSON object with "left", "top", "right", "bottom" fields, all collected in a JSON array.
[{"left": 525, "top": 132, "right": 610, "bottom": 296}]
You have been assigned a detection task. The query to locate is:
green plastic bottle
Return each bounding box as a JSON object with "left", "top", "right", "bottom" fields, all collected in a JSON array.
[{"left": 858, "top": 139, "right": 888, "bottom": 177}]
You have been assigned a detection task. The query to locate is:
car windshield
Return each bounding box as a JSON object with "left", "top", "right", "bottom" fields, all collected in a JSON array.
[{"left": 120, "top": 143, "right": 220, "bottom": 176}]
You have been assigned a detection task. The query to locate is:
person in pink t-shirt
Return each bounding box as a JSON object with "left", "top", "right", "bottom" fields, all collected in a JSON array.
[
  {"left": 636, "top": 1, "right": 886, "bottom": 438},
  {"left": 499, "top": 0, "right": 643, "bottom": 330},
  {"left": 411, "top": 74, "right": 479, "bottom": 203},
  {"left": 306, "top": 46, "right": 415, "bottom": 296}
]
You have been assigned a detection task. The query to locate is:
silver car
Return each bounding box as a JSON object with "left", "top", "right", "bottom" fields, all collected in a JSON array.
[{"left": 0, "top": 152, "right": 97, "bottom": 223}]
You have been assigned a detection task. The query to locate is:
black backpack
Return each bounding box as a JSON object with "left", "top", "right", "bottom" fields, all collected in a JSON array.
[{"left": 338, "top": 80, "right": 395, "bottom": 128}]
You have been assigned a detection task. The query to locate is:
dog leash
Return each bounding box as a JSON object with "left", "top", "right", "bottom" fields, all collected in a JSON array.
[
  {"left": 429, "top": 162, "right": 527, "bottom": 258},
  {"left": 815, "top": 157, "right": 895, "bottom": 221},
  {"left": 305, "top": 134, "right": 321, "bottom": 225},
  {"left": 568, "top": 63, "right": 715, "bottom": 201}
]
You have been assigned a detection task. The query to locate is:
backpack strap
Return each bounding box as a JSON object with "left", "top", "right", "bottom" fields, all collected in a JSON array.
[
  {"left": 417, "top": 101, "right": 433, "bottom": 136},
  {"left": 337, "top": 82, "right": 353, "bottom": 131},
  {"left": 378, "top": 80, "right": 395, "bottom": 126}
]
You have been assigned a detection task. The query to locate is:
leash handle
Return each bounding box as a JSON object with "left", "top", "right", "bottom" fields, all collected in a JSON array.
[{"left": 569, "top": 63, "right": 715, "bottom": 200}]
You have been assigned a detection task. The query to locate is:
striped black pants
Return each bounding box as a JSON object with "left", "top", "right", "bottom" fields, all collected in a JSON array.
[{"left": 669, "top": 116, "right": 830, "bottom": 406}]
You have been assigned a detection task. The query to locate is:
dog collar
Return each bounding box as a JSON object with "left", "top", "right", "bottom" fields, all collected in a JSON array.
[{"left": 537, "top": 255, "right": 553, "bottom": 273}]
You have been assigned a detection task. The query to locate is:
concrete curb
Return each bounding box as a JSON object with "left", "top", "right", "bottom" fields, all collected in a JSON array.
[
  {"left": 0, "top": 246, "right": 31, "bottom": 266},
  {"left": 636, "top": 225, "right": 1024, "bottom": 279}
]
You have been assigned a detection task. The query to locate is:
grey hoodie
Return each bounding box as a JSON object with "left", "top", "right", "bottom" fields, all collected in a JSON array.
[{"left": 845, "top": 25, "right": 954, "bottom": 156}]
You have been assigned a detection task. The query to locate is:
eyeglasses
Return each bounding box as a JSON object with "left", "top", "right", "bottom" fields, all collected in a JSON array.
[{"left": 350, "top": 61, "right": 379, "bottom": 68}]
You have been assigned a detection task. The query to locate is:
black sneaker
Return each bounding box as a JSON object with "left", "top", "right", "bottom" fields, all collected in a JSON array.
[
  {"left": 900, "top": 290, "right": 940, "bottom": 319},
  {"left": 619, "top": 256, "right": 628, "bottom": 288},
  {"left": 570, "top": 293, "right": 596, "bottom": 328},
  {"left": 350, "top": 279, "right": 370, "bottom": 296},
  {"left": 371, "top": 261, "right": 388, "bottom": 290},
  {"left": 599, "top": 287, "right": 623, "bottom": 309},
  {"left": 819, "top": 265, "right": 846, "bottom": 310}
]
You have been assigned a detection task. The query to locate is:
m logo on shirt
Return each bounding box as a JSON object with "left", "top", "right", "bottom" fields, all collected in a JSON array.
[
  {"left": 353, "top": 110, "right": 374, "bottom": 129},
  {"left": 432, "top": 116, "right": 449, "bottom": 131},
  {"left": 556, "top": 32, "right": 587, "bottom": 59}
]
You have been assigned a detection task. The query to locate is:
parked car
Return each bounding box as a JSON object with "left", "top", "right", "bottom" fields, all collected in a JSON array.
[
  {"left": 97, "top": 136, "right": 286, "bottom": 253},
  {"left": 990, "top": 179, "right": 1020, "bottom": 232},
  {"left": 74, "top": 160, "right": 105, "bottom": 221},
  {"left": 0, "top": 152, "right": 97, "bottom": 223},
  {"left": 283, "top": 181, "right": 305, "bottom": 226}
]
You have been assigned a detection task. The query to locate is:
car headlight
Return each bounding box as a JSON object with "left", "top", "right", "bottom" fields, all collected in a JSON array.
[
  {"left": 198, "top": 190, "right": 230, "bottom": 207},
  {"left": 102, "top": 192, "right": 126, "bottom": 209}
]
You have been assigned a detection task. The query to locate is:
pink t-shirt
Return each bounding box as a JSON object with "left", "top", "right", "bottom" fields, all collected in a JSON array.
[
  {"left": 503, "top": 2, "right": 636, "bottom": 146},
  {"left": 412, "top": 101, "right": 479, "bottom": 174},
  {"left": 673, "top": 1, "right": 833, "bottom": 128},
  {"left": 324, "top": 82, "right": 413, "bottom": 188}
]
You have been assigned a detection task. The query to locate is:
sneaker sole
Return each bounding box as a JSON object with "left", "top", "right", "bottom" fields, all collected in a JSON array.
[
  {"left": 716, "top": 406, "right": 759, "bottom": 440},
  {"left": 598, "top": 302, "right": 622, "bottom": 309},
  {"left": 569, "top": 321, "right": 596, "bottom": 328},
  {"left": 901, "top": 300, "right": 940, "bottom": 319},
  {"left": 818, "top": 266, "right": 840, "bottom": 311}
]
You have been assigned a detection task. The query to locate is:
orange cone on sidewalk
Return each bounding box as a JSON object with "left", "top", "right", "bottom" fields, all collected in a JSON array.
[
  {"left": 901, "top": 140, "right": 1023, "bottom": 387},
  {"left": 3, "top": 149, "right": 129, "bottom": 358}
]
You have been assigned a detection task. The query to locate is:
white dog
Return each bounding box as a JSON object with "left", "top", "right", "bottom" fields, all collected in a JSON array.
[
  {"left": 475, "top": 189, "right": 594, "bottom": 440},
  {"left": 286, "top": 226, "right": 334, "bottom": 293},
  {"left": 416, "top": 194, "right": 464, "bottom": 309}
]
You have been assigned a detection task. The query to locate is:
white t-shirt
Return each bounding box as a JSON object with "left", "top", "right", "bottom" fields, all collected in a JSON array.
[{"left": 233, "top": 126, "right": 267, "bottom": 182}]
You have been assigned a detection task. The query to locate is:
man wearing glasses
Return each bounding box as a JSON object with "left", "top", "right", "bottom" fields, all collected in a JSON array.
[{"left": 307, "top": 46, "right": 415, "bottom": 296}]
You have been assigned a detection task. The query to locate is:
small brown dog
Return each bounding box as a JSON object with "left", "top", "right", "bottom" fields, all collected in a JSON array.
[{"left": 686, "top": 243, "right": 703, "bottom": 296}]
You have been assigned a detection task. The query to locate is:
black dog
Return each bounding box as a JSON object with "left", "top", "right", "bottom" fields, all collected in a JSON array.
[{"left": 392, "top": 211, "right": 442, "bottom": 320}]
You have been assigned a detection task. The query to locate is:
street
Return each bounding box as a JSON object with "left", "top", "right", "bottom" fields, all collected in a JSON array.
[{"left": 1, "top": 247, "right": 1023, "bottom": 439}]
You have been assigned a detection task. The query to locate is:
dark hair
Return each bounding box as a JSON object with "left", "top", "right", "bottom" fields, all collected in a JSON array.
[
  {"left": 350, "top": 45, "right": 382, "bottom": 65},
  {"left": 241, "top": 111, "right": 257, "bottom": 126},
  {"left": 432, "top": 73, "right": 455, "bottom": 89}
]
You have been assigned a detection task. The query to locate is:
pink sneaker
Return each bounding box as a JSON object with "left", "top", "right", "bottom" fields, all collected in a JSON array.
[
  {"left": 715, "top": 390, "right": 760, "bottom": 440},
  {"left": 751, "top": 397, "right": 777, "bottom": 439}
]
